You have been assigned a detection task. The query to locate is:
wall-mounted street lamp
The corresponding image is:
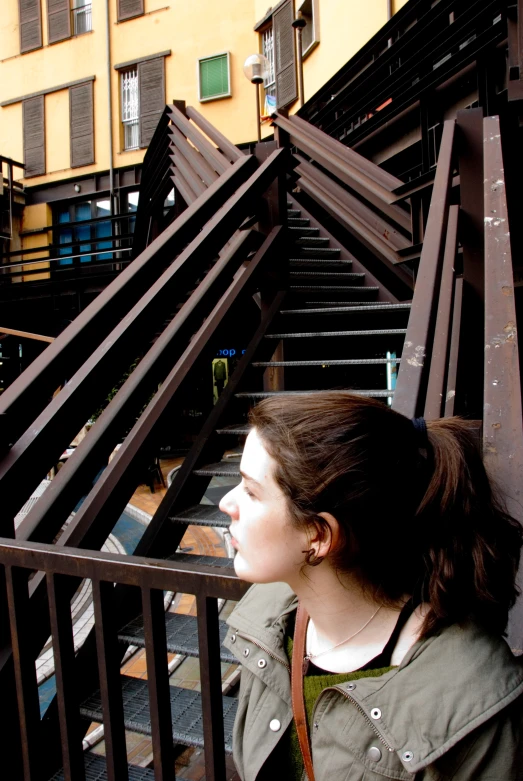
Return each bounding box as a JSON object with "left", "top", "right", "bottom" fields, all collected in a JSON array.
[
  {"left": 243, "top": 53, "right": 270, "bottom": 144},
  {"left": 292, "top": 13, "right": 307, "bottom": 108}
]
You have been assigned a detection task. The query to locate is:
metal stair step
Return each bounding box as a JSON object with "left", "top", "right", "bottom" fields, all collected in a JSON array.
[
  {"left": 288, "top": 218, "right": 310, "bottom": 226},
  {"left": 290, "top": 285, "right": 379, "bottom": 294},
  {"left": 236, "top": 390, "right": 394, "bottom": 399},
  {"left": 216, "top": 423, "right": 250, "bottom": 435},
  {"left": 265, "top": 328, "right": 407, "bottom": 339},
  {"left": 79, "top": 676, "right": 237, "bottom": 753},
  {"left": 296, "top": 247, "right": 341, "bottom": 258},
  {"left": 119, "top": 612, "right": 235, "bottom": 663},
  {"left": 169, "top": 504, "right": 230, "bottom": 528},
  {"left": 287, "top": 209, "right": 301, "bottom": 217},
  {"left": 168, "top": 553, "right": 235, "bottom": 568},
  {"left": 294, "top": 236, "right": 330, "bottom": 247},
  {"left": 289, "top": 226, "right": 320, "bottom": 237},
  {"left": 48, "top": 753, "right": 163, "bottom": 781},
  {"left": 193, "top": 461, "right": 241, "bottom": 478},
  {"left": 281, "top": 303, "right": 412, "bottom": 315},
  {"left": 289, "top": 258, "right": 353, "bottom": 268},
  {"left": 252, "top": 358, "right": 401, "bottom": 367},
  {"left": 289, "top": 271, "right": 365, "bottom": 281}
]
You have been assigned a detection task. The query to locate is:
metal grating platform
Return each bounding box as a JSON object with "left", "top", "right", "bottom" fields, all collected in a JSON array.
[
  {"left": 119, "top": 612, "right": 236, "bottom": 663},
  {"left": 169, "top": 504, "right": 230, "bottom": 528},
  {"left": 192, "top": 462, "right": 241, "bottom": 478},
  {"left": 265, "top": 328, "right": 407, "bottom": 339},
  {"left": 236, "top": 390, "right": 394, "bottom": 399},
  {"left": 168, "top": 553, "right": 235, "bottom": 568},
  {"left": 80, "top": 676, "right": 238, "bottom": 753},
  {"left": 48, "top": 752, "right": 163, "bottom": 781}
]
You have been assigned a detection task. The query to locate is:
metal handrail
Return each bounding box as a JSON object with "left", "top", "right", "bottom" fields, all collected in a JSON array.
[{"left": 0, "top": 536, "right": 247, "bottom": 780}]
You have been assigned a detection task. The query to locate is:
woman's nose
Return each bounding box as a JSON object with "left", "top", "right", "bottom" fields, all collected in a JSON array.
[{"left": 219, "top": 486, "right": 238, "bottom": 518}]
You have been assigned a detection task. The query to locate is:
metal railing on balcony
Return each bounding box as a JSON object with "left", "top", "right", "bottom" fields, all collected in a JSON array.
[{"left": 71, "top": 3, "right": 92, "bottom": 35}]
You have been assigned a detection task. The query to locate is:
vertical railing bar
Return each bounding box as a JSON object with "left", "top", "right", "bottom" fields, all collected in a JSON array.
[
  {"left": 141, "top": 587, "right": 175, "bottom": 781},
  {"left": 5, "top": 564, "right": 42, "bottom": 781},
  {"left": 424, "top": 204, "right": 459, "bottom": 419},
  {"left": 46, "top": 572, "right": 86, "bottom": 781},
  {"left": 196, "top": 594, "right": 226, "bottom": 781},
  {"left": 392, "top": 119, "right": 456, "bottom": 418},
  {"left": 92, "top": 578, "right": 129, "bottom": 781},
  {"left": 444, "top": 276, "right": 463, "bottom": 417}
]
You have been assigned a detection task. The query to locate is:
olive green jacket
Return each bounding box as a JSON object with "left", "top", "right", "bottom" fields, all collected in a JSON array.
[{"left": 224, "top": 582, "right": 523, "bottom": 781}]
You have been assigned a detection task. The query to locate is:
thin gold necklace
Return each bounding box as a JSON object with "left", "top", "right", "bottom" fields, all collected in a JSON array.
[{"left": 304, "top": 605, "right": 382, "bottom": 665}]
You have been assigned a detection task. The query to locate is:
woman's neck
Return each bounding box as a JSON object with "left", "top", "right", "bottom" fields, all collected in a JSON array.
[{"left": 289, "top": 564, "right": 401, "bottom": 653}]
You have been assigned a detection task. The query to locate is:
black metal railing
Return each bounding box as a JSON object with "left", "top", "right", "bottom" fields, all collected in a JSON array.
[
  {"left": 0, "top": 155, "right": 25, "bottom": 241},
  {"left": 0, "top": 536, "right": 248, "bottom": 781}
]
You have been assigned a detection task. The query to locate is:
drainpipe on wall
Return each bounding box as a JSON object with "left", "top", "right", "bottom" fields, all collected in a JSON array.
[
  {"left": 105, "top": 0, "right": 115, "bottom": 214},
  {"left": 387, "top": 0, "right": 393, "bottom": 20}
]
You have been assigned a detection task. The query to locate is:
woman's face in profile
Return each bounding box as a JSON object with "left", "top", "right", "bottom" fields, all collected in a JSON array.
[{"left": 219, "top": 429, "right": 309, "bottom": 585}]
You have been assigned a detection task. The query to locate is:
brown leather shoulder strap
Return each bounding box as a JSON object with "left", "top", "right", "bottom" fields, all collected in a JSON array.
[{"left": 291, "top": 603, "right": 316, "bottom": 781}]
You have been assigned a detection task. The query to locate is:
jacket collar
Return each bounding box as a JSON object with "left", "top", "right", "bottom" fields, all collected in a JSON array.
[{"left": 227, "top": 583, "right": 523, "bottom": 773}]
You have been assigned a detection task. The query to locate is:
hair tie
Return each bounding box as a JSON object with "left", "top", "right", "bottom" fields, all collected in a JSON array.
[{"left": 412, "top": 417, "right": 429, "bottom": 449}]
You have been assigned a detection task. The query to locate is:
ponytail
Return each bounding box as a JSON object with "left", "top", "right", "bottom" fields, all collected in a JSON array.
[{"left": 416, "top": 418, "right": 522, "bottom": 637}]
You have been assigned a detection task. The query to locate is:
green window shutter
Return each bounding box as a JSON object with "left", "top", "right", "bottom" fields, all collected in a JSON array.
[{"left": 199, "top": 54, "right": 230, "bottom": 101}]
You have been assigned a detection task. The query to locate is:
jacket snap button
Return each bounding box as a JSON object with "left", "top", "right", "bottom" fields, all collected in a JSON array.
[
  {"left": 402, "top": 751, "right": 414, "bottom": 762},
  {"left": 243, "top": 648, "right": 250, "bottom": 657},
  {"left": 269, "top": 719, "right": 281, "bottom": 732},
  {"left": 367, "top": 746, "right": 382, "bottom": 762},
  {"left": 258, "top": 659, "right": 267, "bottom": 668},
  {"left": 370, "top": 708, "right": 382, "bottom": 720},
  {"left": 346, "top": 683, "right": 356, "bottom": 691},
  {"left": 230, "top": 634, "right": 236, "bottom": 643}
]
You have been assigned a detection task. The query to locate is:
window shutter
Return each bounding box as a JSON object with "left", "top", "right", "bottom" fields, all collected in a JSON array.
[
  {"left": 138, "top": 58, "right": 165, "bottom": 148},
  {"left": 47, "top": 0, "right": 71, "bottom": 43},
  {"left": 18, "top": 0, "right": 42, "bottom": 53},
  {"left": 70, "top": 82, "right": 94, "bottom": 168},
  {"left": 199, "top": 55, "right": 229, "bottom": 100},
  {"left": 23, "top": 96, "right": 45, "bottom": 178},
  {"left": 273, "top": 0, "right": 297, "bottom": 109},
  {"left": 118, "top": 0, "right": 144, "bottom": 22}
]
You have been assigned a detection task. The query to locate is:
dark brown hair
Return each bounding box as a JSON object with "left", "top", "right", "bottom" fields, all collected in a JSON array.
[{"left": 249, "top": 392, "right": 522, "bottom": 638}]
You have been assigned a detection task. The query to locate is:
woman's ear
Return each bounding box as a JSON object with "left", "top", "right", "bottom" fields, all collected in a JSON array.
[{"left": 310, "top": 512, "right": 341, "bottom": 560}]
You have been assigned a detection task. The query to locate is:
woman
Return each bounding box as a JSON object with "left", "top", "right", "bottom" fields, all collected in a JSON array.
[{"left": 220, "top": 392, "right": 523, "bottom": 781}]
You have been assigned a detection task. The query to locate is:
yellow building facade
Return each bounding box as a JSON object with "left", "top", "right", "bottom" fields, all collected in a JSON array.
[{"left": 0, "top": 0, "right": 408, "bottom": 276}]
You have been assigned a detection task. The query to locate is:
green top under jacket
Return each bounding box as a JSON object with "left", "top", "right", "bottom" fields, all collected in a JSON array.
[{"left": 223, "top": 582, "right": 523, "bottom": 781}]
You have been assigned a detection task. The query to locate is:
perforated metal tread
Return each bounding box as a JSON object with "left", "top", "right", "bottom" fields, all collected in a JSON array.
[
  {"left": 236, "top": 390, "right": 394, "bottom": 399},
  {"left": 79, "top": 676, "right": 237, "bottom": 753},
  {"left": 48, "top": 753, "right": 163, "bottom": 781},
  {"left": 168, "top": 553, "right": 235, "bottom": 568},
  {"left": 289, "top": 271, "right": 364, "bottom": 280},
  {"left": 215, "top": 424, "right": 250, "bottom": 435},
  {"left": 290, "top": 285, "right": 379, "bottom": 293},
  {"left": 289, "top": 258, "right": 353, "bottom": 267},
  {"left": 252, "top": 358, "right": 401, "bottom": 367},
  {"left": 295, "top": 247, "right": 341, "bottom": 258},
  {"left": 281, "top": 303, "right": 411, "bottom": 315},
  {"left": 169, "top": 504, "right": 230, "bottom": 528},
  {"left": 193, "top": 462, "right": 241, "bottom": 478},
  {"left": 265, "top": 328, "right": 407, "bottom": 339},
  {"left": 288, "top": 226, "right": 319, "bottom": 236},
  {"left": 287, "top": 218, "right": 310, "bottom": 226},
  {"left": 119, "top": 613, "right": 236, "bottom": 663},
  {"left": 294, "top": 237, "right": 330, "bottom": 246},
  {"left": 287, "top": 209, "right": 301, "bottom": 217}
]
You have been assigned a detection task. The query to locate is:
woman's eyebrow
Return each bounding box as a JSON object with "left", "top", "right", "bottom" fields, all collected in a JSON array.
[{"left": 240, "top": 469, "right": 262, "bottom": 487}]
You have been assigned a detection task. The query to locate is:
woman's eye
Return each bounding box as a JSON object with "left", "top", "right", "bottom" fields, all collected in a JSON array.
[{"left": 243, "top": 484, "right": 255, "bottom": 498}]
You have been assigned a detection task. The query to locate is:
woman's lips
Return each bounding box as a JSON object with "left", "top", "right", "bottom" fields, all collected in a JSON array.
[{"left": 229, "top": 530, "right": 239, "bottom": 550}]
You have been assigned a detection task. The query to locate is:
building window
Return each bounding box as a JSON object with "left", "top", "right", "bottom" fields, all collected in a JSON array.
[
  {"left": 262, "top": 26, "right": 276, "bottom": 114},
  {"left": 54, "top": 197, "right": 116, "bottom": 267},
  {"left": 118, "top": 56, "right": 166, "bottom": 149},
  {"left": 71, "top": 0, "right": 92, "bottom": 35},
  {"left": 198, "top": 53, "right": 231, "bottom": 102},
  {"left": 296, "top": 0, "right": 319, "bottom": 58},
  {"left": 121, "top": 67, "right": 139, "bottom": 150}
]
